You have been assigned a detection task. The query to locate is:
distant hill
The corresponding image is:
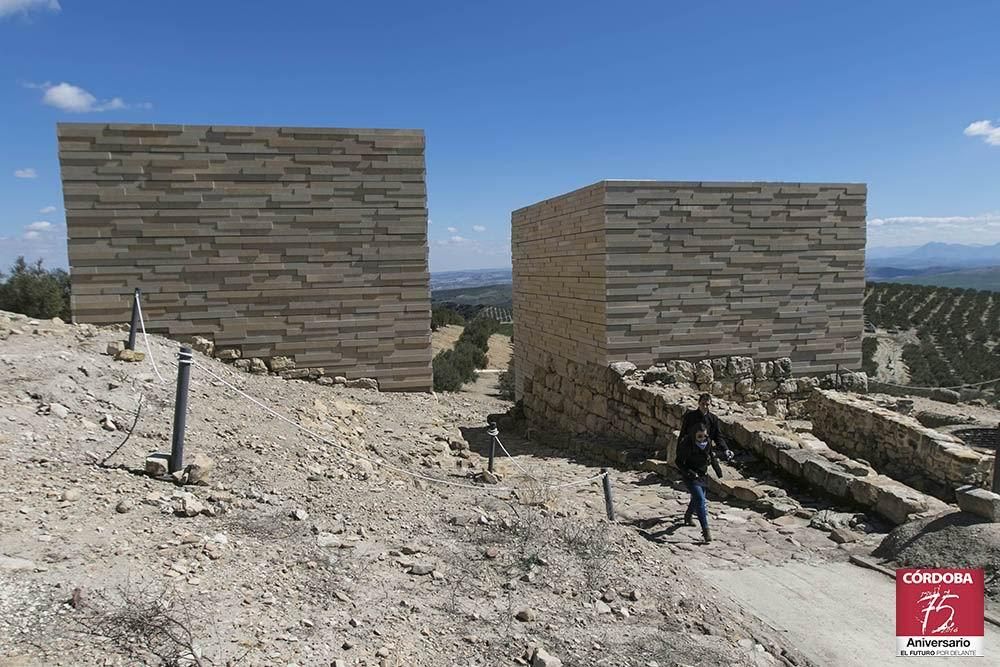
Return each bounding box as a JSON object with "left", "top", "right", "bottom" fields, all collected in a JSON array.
[
  {"left": 429, "top": 268, "right": 511, "bottom": 291},
  {"left": 431, "top": 282, "right": 512, "bottom": 306},
  {"left": 880, "top": 267, "right": 1000, "bottom": 291},
  {"left": 866, "top": 242, "right": 1000, "bottom": 287}
]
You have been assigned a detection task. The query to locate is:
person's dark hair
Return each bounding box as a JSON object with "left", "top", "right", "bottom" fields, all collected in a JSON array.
[
  {"left": 698, "top": 393, "right": 711, "bottom": 403},
  {"left": 693, "top": 423, "right": 709, "bottom": 436}
]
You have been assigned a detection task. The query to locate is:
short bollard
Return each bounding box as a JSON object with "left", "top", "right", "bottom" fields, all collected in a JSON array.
[
  {"left": 601, "top": 468, "right": 616, "bottom": 521},
  {"left": 169, "top": 346, "right": 193, "bottom": 474},
  {"left": 487, "top": 422, "right": 499, "bottom": 473},
  {"left": 992, "top": 422, "right": 1000, "bottom": 494},
  {"left": 126, "top": 287, "right": 141, "bottom": 351}
]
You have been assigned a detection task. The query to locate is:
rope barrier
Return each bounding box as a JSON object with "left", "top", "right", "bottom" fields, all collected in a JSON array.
[
  {"left": 191, "top": 360, "right": 606, "bottom": 494},
  {"left": 836, "top": 368, "right": 1000, "bottom": 391},
  {"left": 492, "top": 431, "right": 539, "bottom": 480},
  {"left": 871, "top": 376, "right": 1000, "bottom": 391},
  {"left": 135, "top": 298, "right": 165, "bottom": 384}
]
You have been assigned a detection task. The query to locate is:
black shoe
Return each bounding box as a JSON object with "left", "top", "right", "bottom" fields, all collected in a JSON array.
[
  {"left": 702, "top": 527, "right": 712, "bottom": 543},
  {"left": 683, "top": 511, "right": 694, "bottom": 526}
]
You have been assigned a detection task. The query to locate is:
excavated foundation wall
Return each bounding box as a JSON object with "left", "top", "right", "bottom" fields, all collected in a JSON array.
[
  {"left": 809, "top": 390, "right": 994, "bottom": 497},
  {"left": 522, "top": 352, "right": 949, "bottom": 524}
]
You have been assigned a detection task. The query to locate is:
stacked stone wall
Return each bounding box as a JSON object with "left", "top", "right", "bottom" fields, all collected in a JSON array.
[
  {"left": 59, "top": 123, "right": 431, "bottom": 391},
  {"left": 511, "top": 183, "right": 607, "bottom": 399},
  {"left": 522, "top": 353, "right": 952, "bottom": 524},
  {"left": 809, "top": 390, "right": 994, "bottom": 496}
]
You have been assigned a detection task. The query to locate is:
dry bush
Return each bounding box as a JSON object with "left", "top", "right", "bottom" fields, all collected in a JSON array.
[
  {"left": 223, "top": 510, "right": 311, "bottom": 541},
  {"left": 71, "top": 582, "right": 211, "bottom": 666}
]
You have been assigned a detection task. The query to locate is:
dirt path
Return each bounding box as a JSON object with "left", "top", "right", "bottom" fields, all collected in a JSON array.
[
  {"left": 485, "top": 333, "right": 511, "bottom": 370},
  {"left": 430, "top": 324, "right": 462, "bottom": 355},
  {"left": 713, "top": 562, "right": 1000, "bottom": 666},
  {"left": 872, "top": 335, "right": 909, "bottom": 384}
]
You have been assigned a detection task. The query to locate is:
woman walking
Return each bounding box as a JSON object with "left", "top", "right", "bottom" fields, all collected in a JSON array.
[{"left": 675, "top": 422, "right": 725, "bottom": 543}]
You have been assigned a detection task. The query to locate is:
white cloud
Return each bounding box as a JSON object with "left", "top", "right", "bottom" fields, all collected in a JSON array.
[
  {"left": 39, "top": 205, "right": 56, "bottom": 214},
  {"left": 472, "top": 225, "right": 486, "bottom": 233},
  {"left": 0, "top": 219, "right": 67, "bottom": 269},
  {"left": 14, "top": 167, "right": 37, "bottom": 178},
  {"left": 0, "top": 0, "right": 60, "bottom": 19},
  {"left": 429, "top": 233, "right": 511, "bottom": 271},
  {"left": 28, "top": 81, "right": 150, "bottom": 113},
  {"left": 867, "top": 214, "right": 990, "bottom": 227},
  {"left": 965, "top": 120, "right": 1000, "bottom": 146},
  {"left": 867, "top": 212, "right": 1000, "bottom": 247},
  {"left": 446, "top": 226, "right": 458, "bottom": 233}
]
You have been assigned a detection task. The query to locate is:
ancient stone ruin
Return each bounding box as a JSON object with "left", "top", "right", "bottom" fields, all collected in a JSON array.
[
  {"left": 511, "top": 179, "right": 1000, "bottom": 525},
  {"left": 58, "top": 123, "right": 432, "bottom": 391}
]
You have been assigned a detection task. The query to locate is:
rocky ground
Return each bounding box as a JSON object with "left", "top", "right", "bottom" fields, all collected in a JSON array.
[{"left": 0, "top": 310, "right": 991, "bottom": 667}]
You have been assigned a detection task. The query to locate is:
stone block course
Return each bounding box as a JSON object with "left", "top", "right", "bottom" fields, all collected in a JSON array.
[{"left": 58, "top": 123, "right": 431, "bottom": 391}]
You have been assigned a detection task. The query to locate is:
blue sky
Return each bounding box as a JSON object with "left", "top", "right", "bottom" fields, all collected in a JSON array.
[{"left": 2, "top": 1, "right": 999, "bottom": 272}]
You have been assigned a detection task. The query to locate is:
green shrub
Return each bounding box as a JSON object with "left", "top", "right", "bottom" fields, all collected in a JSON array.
[
  {"left": 498, "top": 359, "right": 516, "bottom": 401},
  {"left": 861, "top": 337, "right": 878, "bottom": 377},
  {"left": 431, "top": 318, "right": 499, "bottom": 392},
  {"left": 431, "top": 306, "right": 465, "bottom": 331},
  {"left": 433, "top": 350, "right": 467, "bottom": 392},
  {"left": 0, "top": 257, "right": 70, "bottom": 320}
]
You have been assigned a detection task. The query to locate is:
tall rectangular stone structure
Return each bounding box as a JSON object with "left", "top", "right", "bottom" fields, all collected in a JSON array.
[
  {"left": 58, "top": 123, "right": 431, "bottom": 391},
  {"left": 512, "top": 180, "right": 866, "bottom": 397}
]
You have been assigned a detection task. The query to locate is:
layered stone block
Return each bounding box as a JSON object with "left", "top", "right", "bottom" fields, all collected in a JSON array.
[
  {"left": 58, "top": 123, "right": 432, "bottom": 391},
  {"left": 512, "top": 180, "right": 866, "bottom": 398}
]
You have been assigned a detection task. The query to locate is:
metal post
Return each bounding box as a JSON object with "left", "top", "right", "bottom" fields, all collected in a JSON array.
[
  {"left": 601, "top": 468, "right": 616, "bottom": 521},
  {"left": 170, "top": 346, "right": 193, "bottom": 474},
  {"left": 487, "top": 422, "right": 498, "bottom": 473},
  {"left": 992, "top": 423, "right": 1000, "bottom": 494},
  {"left": 126, "top": 287, "right": 141, "bottom": 351}
]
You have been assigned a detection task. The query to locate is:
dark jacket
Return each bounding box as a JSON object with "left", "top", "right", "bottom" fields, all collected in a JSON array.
[
  {"left": 675, "top": 433, "right": 723, "bottom": 480},
  {"left": 679, "top": 408, "right": 729, "bottom": 453}
]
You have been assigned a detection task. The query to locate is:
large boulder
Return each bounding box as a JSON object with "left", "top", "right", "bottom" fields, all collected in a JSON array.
[
  {"left": 268, "top": 356, "right": 295, "bottom": 372},
  {"left": 956, "top": 485, "right": 1000, "bottom": 521},
  {"left": 608, "top": 361, "right": 637, "bottom": 377}
]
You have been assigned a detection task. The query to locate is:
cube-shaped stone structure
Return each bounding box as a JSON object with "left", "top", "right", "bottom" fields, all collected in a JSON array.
[
  {"left": 58, "top": 123, "right": 432, "bottom": 391},
  {"left": 512, "top": 180, "right": 866, "bottom": 397}
]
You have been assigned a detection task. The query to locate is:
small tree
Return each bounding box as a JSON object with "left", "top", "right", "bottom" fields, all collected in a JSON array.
[{"left": 0, "top": 257, "right": 71, "bottom": 320}]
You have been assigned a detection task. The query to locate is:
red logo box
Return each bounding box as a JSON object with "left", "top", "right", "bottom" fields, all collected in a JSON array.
[{"left": 896, "top": 568, "right": 985, "bottom": 657}]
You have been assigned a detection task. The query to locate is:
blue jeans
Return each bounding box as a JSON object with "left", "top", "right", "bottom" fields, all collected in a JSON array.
[{"left": 684, "top": 477, "right": 708, "bottom": 529}]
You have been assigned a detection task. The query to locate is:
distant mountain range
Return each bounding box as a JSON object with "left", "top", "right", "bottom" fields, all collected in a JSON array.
[{"left": 866, "top": 242, "right": 1000, "bottom": 290}]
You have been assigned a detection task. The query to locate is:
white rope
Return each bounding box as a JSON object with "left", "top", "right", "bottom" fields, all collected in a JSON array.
[
  {"left": 191, "top": 360, "right": 607, "bottom": 494},
  {"left": 871, "top": 376, "right": 1000, "bottom": 391},
  {"left": 492, "top": 432, "right": 539, "bottom": 480},
  {"left": 134, "top": 297, "right": 165, "bottom": 384}
]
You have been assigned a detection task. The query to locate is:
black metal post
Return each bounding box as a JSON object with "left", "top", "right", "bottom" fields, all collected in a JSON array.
[
  {"left": 487, "top": 422, "right": 498, "bottom": 473},
  {"left": 601, "top": 468, "right": 616, "bottom": 521},
  {"left": 992, "top": 423, "right": 1000, "bottom": 494},
  {"left": 169, "top": 346, "right": 193, "bottom": 473},
  {"left": 126, "top": 287, "right": 141, "bottom": 351}
]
